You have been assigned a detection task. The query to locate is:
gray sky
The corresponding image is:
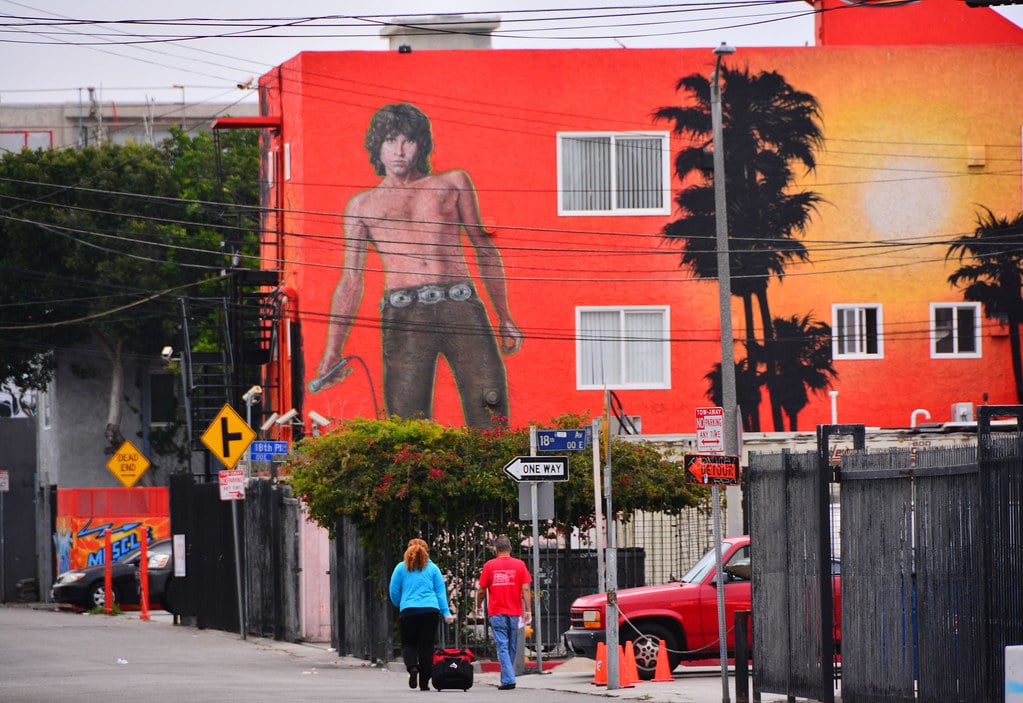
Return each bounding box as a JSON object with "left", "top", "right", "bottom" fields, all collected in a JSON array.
[{"left": 1, "top": 1, "right": 1021, "bottom": 105}]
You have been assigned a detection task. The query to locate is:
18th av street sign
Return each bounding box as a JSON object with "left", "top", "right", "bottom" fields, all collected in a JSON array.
[{"left": 503, "top": 456, "right": 569, "bottom": 482}]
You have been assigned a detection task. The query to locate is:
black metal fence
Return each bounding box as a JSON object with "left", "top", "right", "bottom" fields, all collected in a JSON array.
[
  {"left": 748, "top": 448, "right": 840, "bottom": 703},
  {"left": 167, "top": 474, "right": 300, "bottom": 639},
  {"left": 749, "top": 407, "right": 1023, "bottom": 703}
]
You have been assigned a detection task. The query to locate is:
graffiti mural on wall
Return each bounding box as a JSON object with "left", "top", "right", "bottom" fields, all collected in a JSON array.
[
  {"left": 309, "top": 103, "right": 523, "bottom": 429},
  {"left": 53, "top": 517, "right": 171, "bottom": 572}
]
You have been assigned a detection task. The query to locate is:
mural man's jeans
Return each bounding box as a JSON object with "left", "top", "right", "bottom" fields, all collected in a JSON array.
[
  {"left": 488, "top": 614, "right": 519, "bottom": 686},
  {"left": 381, "top": 281, "right": 508, "bottom": 428}
]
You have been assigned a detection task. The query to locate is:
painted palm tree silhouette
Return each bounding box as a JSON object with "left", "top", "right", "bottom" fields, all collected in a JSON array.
[
  {"left": 946, "top": 207, "right": 1023, "bottom": 403},
  {"left": 655, "top": 65, "right": 824, "bottom": 431},
  {"left": 768, "top": 314, "right": 837, "bottom": 431}
]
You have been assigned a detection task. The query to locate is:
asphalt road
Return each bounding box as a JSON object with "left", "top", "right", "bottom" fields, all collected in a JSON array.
[{"left": 0, "top": 604, "right": 821, "bottom": 702}]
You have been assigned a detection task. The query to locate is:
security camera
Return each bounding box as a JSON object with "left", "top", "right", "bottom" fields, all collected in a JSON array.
[
  {"left": 276, "top": 408, "right": 299, "bottom": 425},
  {"left": 161, "top": 346, "right": 174, "bottom": 361},
  {"left": 242, "top": 385, "right": 262, "bottom": 404},
  {"left": 308, "top": 410, "right": 330, "bottom": 428},
  {"left": 259, "top": 412, "right": 279, "bottom": 432}
]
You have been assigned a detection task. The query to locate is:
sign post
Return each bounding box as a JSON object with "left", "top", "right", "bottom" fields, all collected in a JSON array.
[
  {"left": 691, "top": 407, "right": 741, "bottom": 699},
  {"left": 201, "top": 405, "right": 257, "bottom": 641},
  {"left": 505, "top": 434, "right": 573, "bottom": 679}
]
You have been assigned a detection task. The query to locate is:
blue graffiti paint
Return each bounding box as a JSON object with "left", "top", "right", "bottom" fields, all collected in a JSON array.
[{"left": 84, "top": 532, "right": 145, "bottom": 566}]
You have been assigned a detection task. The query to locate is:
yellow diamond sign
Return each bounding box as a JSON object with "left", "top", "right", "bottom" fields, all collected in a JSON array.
[
  {"left": 201, "top": 404, "right": 257, "bottom": 469},
  {"left": 107, "top": 440, "right": 150, "bottom": 488}
]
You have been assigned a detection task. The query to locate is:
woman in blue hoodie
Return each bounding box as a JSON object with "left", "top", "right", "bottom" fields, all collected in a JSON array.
[{"left": 389, "top": 538, "right": 455, "bottom": 690}]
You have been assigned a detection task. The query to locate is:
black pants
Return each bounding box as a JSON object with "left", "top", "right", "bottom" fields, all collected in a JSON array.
[
  {"left": 381, "top": 288, "right": 508, "bottom": 429},
  {"left": 399, "top": 610, "right": 440, "bottom": 686}
]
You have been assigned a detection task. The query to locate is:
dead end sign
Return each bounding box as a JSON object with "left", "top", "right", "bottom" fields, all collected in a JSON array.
[{"left": 684, "top": 454, "right": 741, "bottom": 485}]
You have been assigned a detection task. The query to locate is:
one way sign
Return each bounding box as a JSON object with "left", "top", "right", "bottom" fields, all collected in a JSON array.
[{"left": 503, "top": 456, "right": 569, "bottom": 482}]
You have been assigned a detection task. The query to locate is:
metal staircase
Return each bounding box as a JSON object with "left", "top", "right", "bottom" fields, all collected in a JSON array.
[{"left": 178, "top": 269, "right": 279, "bottom": 456}]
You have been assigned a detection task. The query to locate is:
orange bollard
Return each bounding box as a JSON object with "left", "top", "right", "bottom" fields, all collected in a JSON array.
[
  {"left": 139, "top": 529, "right": 150, "bottom": 621},
  {"left": 104, "top": 531, "right": 113, "bottom": 614},
  {"left": 591, "top": 641, "right": 607, "bottom": 685},
  {"left": 652, "top": 639, "right": 674, "bottom": 682}
]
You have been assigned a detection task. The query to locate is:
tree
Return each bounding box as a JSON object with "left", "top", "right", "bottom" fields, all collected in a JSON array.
[
  {"left": 768, "top": 314, "right": 837, "bottom": 431},
  {"left": 946, "top": 207, "right": 1023, "bottom": 403},
  {"left": 0, "top": 129, "right": 259, "bottom": 451},
  {"left": 655, "top": 65, "right": 824, "bottom": 430}
]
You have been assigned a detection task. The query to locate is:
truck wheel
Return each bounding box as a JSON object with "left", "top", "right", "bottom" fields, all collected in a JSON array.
[{"left": 623, "top": 623, "right": 680, "bottom": 680}]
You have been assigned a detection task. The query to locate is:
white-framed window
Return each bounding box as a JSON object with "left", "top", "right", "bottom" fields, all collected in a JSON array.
[
  {"left": 930, "top": 302, "right": 981, "bottom": 358},
  {"left": 557, "top": 132, "right": 670, "bottom": 216},
  {"left": 576, "top": 306, "right": 671, "bottom": 390},
  {"left": 832, "top": 304, "right": 883, "bottom": 359}
]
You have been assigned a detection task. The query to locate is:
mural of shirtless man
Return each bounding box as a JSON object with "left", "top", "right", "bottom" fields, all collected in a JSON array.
[{"left": 312, "top": 103, "right": 523, "bottom": 428}]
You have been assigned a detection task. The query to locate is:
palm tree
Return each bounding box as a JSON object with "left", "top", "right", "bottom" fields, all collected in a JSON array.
[
  {"left": 655, "top": 66, "right": 824, "bottom": 431},
  {"left": 767, "top": 314, "right": 837, "bottom": 431},
  {"left": 946, "top": 207, "right": 1023, "bottom": 403}
]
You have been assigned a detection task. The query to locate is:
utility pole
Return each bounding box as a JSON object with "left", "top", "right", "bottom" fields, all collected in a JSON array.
[{"left": 710, "top": 40, "right": 737, "bottom": 703}]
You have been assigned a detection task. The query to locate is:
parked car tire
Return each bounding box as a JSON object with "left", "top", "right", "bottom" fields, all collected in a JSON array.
[
  {"left": 622, "top": 622, "right": 681, "bottom": 680},
  {"left": 87, "top": 581, "right": 118, "bottom": 609}
]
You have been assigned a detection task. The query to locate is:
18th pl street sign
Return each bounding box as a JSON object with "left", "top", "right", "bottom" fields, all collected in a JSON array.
[{"left": 503, "top": 456, "right": 569, "bottom": 482}]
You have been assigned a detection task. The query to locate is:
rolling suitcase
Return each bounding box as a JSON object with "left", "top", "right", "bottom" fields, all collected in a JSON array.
[{"left": 431, "top": 622, "right": 474, "bottom": 691}]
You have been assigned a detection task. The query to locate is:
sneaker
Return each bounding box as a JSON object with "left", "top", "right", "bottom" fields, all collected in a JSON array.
[
  {"left": 497, "top": 683, "right": 516, "bottom": 690},
  {"left": 408, "top": 668, "right": 418, "bottom": 689}
]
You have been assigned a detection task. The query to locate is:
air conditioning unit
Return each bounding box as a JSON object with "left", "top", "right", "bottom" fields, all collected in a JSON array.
[{"left": 951, "top": 402, "right": 974, "bottom": 423}]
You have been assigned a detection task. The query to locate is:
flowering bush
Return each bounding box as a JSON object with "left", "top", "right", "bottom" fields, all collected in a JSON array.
[{"left": 284, "top": 414, "right": 708, "bottom": 565}]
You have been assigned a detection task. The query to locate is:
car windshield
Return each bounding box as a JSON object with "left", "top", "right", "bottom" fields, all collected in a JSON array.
[{"left": 680, "top": 546, "right": 720, "bottom": 583}]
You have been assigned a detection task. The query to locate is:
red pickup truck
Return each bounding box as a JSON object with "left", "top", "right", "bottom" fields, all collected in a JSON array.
[
  {"left": 563, "top": 535, "right": 841, "bottom": 680},
  {"left": 563, "top": 536, "right": 751, "bottom": 679}
]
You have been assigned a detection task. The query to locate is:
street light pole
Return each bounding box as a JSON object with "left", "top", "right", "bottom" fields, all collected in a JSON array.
[{"left": 710, "top": 40, "right": 737, "bottom": 703}]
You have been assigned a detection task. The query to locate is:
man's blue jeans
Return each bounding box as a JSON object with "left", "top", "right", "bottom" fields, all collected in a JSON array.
[{"left": 489, "top": 614, "right": 519, "bottom": 686}]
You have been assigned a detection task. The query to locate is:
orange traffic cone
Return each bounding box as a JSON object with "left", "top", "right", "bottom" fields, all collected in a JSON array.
[
  {"left": 618, "top": 645, "right": 636, "bottom": 687},
  {"left": 623, "top": 640, "right": 642, "bottom": 684},
  {"left": 652, "top": 639, "right": 673, "bottom": 682},
  {"left": 591, "top": 641, "right": 607, "bottom": 686}
]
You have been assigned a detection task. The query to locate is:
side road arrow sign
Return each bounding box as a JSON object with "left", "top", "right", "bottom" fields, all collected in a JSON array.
[
  {"left": 684, "top": 454, "right": 741, "bottom": 485},
  {"left": 503, "top": 456, "right": 569, "bottom": 482}
]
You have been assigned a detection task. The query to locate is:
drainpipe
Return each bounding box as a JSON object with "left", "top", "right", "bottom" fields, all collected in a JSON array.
[{"left": 829, "top": 390, "right": 839, "bottom": 424}]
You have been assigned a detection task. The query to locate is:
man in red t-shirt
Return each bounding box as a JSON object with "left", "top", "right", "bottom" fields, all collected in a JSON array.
[{"left": 475, "top": 534, "right": 532, "bottom": 690}]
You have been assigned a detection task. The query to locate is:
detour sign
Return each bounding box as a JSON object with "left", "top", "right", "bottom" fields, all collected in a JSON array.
[{"left": 684, "top": 454, "right": 741, "bottom": 486}]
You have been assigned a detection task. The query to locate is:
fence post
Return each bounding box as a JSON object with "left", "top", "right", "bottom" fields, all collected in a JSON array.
[
  {"left": 734, "top": 610, "right": 750, "bottom": 703},
  {"left": 815, "top": 423, "right": 864, "bottom": 703}
]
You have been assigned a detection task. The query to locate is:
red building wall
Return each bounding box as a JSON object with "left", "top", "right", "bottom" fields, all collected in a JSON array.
[{"left": 257, "top": 38, "right": 1021, "bottom": 436}]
